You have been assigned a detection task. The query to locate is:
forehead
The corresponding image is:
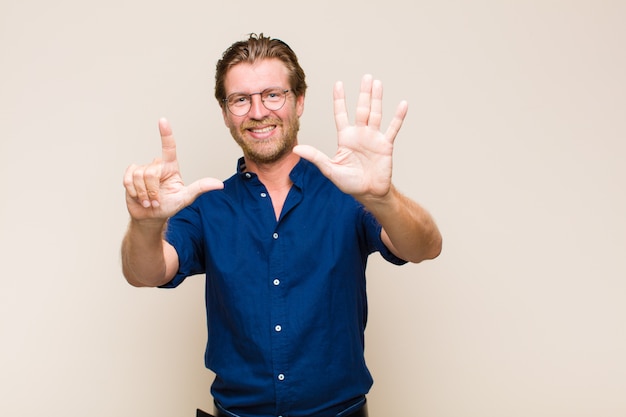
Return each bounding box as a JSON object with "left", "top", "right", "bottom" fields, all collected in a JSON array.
[{"left": 224, "top": 58, "right": 290, "bottom": 94}]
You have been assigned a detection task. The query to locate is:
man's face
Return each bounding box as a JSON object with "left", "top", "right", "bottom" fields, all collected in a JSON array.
[{"left": 222, "top": 58, "right": 305, "bottom": 164}]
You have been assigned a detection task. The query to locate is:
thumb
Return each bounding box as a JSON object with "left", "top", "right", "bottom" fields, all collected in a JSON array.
[
  {"left": 185, "top": 177, "right": 224, "bottom": 204},
  {"left": 293, "top": 145, "right": 333, "bottom": 177}
]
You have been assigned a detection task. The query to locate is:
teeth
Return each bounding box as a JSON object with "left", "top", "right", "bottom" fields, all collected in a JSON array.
[{"left": 250, "top": 126, "right": 275, "bottom": 133}]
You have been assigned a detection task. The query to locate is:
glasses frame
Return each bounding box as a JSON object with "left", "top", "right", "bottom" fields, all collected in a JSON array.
[{"left": 223, "top": 88, "right": 290, "bottom": 117}]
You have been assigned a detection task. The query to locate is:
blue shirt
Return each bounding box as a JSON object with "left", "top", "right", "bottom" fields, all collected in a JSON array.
[{"left": 163, "top": 157, "right": 406, "bottom": 417}]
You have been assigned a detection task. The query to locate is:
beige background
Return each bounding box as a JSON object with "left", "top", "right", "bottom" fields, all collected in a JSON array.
[{"left": 1, "top": 1, "right": 625, "bottom": 416}]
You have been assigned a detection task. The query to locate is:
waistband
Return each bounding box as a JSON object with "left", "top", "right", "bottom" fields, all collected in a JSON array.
[{"left": 209, "top": 397, "right": 369, "bottom": 417}]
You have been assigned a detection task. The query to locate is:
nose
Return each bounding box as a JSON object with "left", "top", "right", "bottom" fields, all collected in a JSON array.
[{"left": 247, "top": 93, "right": 270, "bottom": 119}]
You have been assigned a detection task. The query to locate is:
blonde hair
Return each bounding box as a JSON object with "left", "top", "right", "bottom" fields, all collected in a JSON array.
[{"left": 214, "top": 33, "right": 307, "bottom": 108}]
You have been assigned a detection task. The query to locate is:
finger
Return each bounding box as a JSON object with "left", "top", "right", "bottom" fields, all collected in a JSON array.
[
  {"left": 123, "top": 164, "right": 139, "bottom": 199},
  {"left": 132, "top": 164, "right": 151, "bottom": 208},
  {"left": 185, "top": 177, "right": 225, "bottom": 205},
  {"left": 384, "top": 100, "right": 408, "bottom": 144},
  {"left": 355, "top": 74, "right": 373, "bottom": 127},
  {"left": 144, "top": 157, "right": 163, "bottom": 207},
  {"left": 292, "top": 144, "right": 334, "bottom": 178},
  {"left": 159, "top": 118, "right": 178, "bottom": 164},
  {"left": 369, "top": 79, "right": 383, "bottom": 130},
  {"left": 333, "top": 81, "right": 350, "bottom": 132}
]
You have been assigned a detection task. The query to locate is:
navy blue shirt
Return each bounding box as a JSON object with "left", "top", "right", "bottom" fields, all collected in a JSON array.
[{"left": 163, "top": 157, "right": 406, "bottom": 417}]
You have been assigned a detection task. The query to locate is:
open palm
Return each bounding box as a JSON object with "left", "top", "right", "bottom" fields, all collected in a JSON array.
[{"left": 294, "top": 75, "right": 407, "bottom": 199}]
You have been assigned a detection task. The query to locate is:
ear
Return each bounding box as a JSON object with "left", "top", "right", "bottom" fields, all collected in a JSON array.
[
  {"left": 222, "top": 106, "right": 232, "bottom": 128},
  {"left": 296, "top": 94, "right": 305, "bottom": 117}
]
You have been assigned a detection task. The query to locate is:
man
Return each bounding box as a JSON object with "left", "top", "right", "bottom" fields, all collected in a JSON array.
[{"left": 122, "top": 34, "right": 442, "bottom": 417}]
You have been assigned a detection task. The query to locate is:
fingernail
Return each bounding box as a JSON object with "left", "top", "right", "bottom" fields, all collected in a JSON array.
[
  {"left": 151, "top": 200, "right": 160, "bottom": 208},
  {"left": 142, "top": 200, "right": 151, "bottom": 208}
]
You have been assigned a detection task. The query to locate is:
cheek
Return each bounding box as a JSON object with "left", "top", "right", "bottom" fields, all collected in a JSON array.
[
  {"left": 222, "top": 109, "right": 235, "bottom": 128},
  {"left": 225, "top": 117, "right": 244, "bottom": 133},
  {"left": 278, "top": 104, "right": 300, "bottom": 121}
]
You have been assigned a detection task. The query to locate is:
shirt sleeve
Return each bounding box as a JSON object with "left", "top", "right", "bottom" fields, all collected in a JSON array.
[
  {"left": 160, "top": 204, "right": 207, "bottom": 288},
  {"left": 361, "top": 205, "right": 408, "bottom": 266}
]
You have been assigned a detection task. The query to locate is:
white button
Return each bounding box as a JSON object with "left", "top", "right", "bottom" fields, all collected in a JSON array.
[
  {"left": 278, "top": 373, "right": 285, "bottom": 381},
  {"left": 273, "top": 279, "right": 280, "bottom": 286},
  {"left": 273, "top": 232, "right": 279, "bottom": 239},
  {"left": 260, "top": 192, "right": 267, "bottom": 198},
  {"left": 275, "top": 325, "right": 282, "bottom": 332},
  {"left": 245, "top": 173, "right": 252, "bottom": 179}
]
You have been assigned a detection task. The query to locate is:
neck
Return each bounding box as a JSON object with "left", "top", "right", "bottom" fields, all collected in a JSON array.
[
  {"left": 244, "top": 151, "right": 299, "bottom": 221},
  {"left": 244, "top": 151, "right": 299, "bottom": 190}
]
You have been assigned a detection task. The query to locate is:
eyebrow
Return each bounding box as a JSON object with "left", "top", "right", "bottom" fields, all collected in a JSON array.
[{"left": 226, "top": 86, "right": 286, "bottom": 96}]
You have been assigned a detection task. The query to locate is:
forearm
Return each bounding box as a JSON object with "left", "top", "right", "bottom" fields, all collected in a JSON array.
[
  {"left": 361, "top": 185, "right": 442, "bottom": 263},
  {"left": 121, "top": 219, "right": 177, "bottom": 287}
]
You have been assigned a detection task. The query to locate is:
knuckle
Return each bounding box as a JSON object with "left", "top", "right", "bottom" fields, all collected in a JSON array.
[
  {"left": 144, "top": 165, "right": 158, "bottom": 178},
  {"left": 132, "top": 166, "right": 146, "bottom": 181}
]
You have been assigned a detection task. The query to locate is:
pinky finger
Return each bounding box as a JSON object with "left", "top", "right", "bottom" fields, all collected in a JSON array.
[
  {"left": 123, "top": 164, "right": 139, "bottom": 199},
  {"left": 384, "top": 100, "right": 408, "bottom": 144}
]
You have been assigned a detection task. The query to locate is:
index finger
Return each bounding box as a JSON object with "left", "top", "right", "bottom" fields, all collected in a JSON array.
[{"left": 158, "top": 117, "right": 177, "bottom": 163}]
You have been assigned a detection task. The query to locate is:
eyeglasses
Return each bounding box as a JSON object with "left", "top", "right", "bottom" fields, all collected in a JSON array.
[{"left": 223, "top": 88, "right": 290, "bottom": 116}]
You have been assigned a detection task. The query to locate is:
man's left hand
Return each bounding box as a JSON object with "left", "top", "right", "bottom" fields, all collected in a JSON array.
[{"left": 293, "top": 74, "right": 408, "bottom": 201}]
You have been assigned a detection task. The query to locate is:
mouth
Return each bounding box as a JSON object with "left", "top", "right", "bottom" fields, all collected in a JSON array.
[
  {"left": 248, "top": 125, "right": 276, "bottom": 134},
  {"left": 243, "top": 120, "right": 280, "bottom": 139}
]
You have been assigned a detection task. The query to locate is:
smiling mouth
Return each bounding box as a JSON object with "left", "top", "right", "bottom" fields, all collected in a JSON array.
[{"left": 249, "top": 125, "right": 276, "bottom": 134}]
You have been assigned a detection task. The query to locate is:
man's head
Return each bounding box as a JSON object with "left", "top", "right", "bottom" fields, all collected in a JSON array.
[
  {"left": 215, "top": 33, "right": 307, "bottom": 107},
  {"left": 215, "top": 34, "right": 307, "bottom": 165}
]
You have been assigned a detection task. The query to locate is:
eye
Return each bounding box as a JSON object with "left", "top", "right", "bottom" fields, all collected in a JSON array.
[
  {"left": 229, "top": 94, "right": 250, "bottom": 106},
  {"left": 263, "top": 89, "right": 284, "bottom": 101}
]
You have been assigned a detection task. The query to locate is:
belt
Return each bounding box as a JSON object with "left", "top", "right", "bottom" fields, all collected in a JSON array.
[{"left": 199, "top": 398, "right": 369, "bottom": 417}]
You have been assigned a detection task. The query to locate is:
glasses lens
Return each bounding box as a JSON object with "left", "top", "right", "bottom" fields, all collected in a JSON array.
[
  {"left": 261, "top": 89, "right": 287, "bottom": 111},
  {"left": 227, "top": 94, "right": 251, "bottom": 116}
]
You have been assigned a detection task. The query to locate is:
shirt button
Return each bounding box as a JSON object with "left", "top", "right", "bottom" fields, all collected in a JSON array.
[
  {"left": 245, "top": 173, "right": 252, "bottom": 179},
  {"left": 275, "top": 325, "right": 282, "bottom": 332},
  {"left": 273, "top": 232, "right": 279, "bottom": 239},
  {"left": 278, "top": 373, "right": 285, "bottom": 381},
  {"left": 260, "top": 192, "right": 267, "bottom": 198},
  {"left": 273, "top": 279, "right": 280, "bottom": 286}
]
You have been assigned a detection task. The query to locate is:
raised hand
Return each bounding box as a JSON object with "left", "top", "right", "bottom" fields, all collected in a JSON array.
[
  {"left": 293, "top": 74, "right": 408, "bottom": 200},
  {"left": 123, "top": 118, "right": 224, "bottom": 222}
]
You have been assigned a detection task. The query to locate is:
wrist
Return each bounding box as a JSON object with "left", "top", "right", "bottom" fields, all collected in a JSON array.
[
  {"left": 129, "top": 217, "right": 168, "bottom": 236},
  {"left": 358, "top": 184, "right": 397, "bottom": 211}
]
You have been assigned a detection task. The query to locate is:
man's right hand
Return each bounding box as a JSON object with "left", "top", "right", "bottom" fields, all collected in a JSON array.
[{"left": 123, "top": 118, "right": 224, "bottom": 223}]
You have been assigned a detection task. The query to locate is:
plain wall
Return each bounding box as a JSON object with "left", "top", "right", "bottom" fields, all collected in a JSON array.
[{"left": 1, "top": 1, "right": 625, "bottom": 416}]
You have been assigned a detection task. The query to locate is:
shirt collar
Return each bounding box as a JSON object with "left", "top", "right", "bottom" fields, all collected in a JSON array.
[{"left": 236, "top": 156, "right": 310, "bottom": 189}]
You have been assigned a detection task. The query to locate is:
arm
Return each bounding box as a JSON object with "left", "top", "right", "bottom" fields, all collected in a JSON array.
[
  {"left": 360, "top": 185, "right": 441, "bottom": 263},
  {"left": 121, "top": 118, "right": 223, "bottom": 287},
  {"left": 121, "top": 219, "right": 179, "bottom": 287},
  {"left": 293, "top": 75, "right": 441, "bottom": 263}
]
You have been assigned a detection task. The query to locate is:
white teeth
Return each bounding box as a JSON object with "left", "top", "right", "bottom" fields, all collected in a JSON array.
[{"left": 250, "top": 126, "right": 275, "bottom": 133}]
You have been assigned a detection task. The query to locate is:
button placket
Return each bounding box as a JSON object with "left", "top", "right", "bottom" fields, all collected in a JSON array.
[
  {"left": 268, "top": 215, "right": 289, "bottom": 413},
  {"left": 240, "top": 165, "right": 292, "bottom": 414}
]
